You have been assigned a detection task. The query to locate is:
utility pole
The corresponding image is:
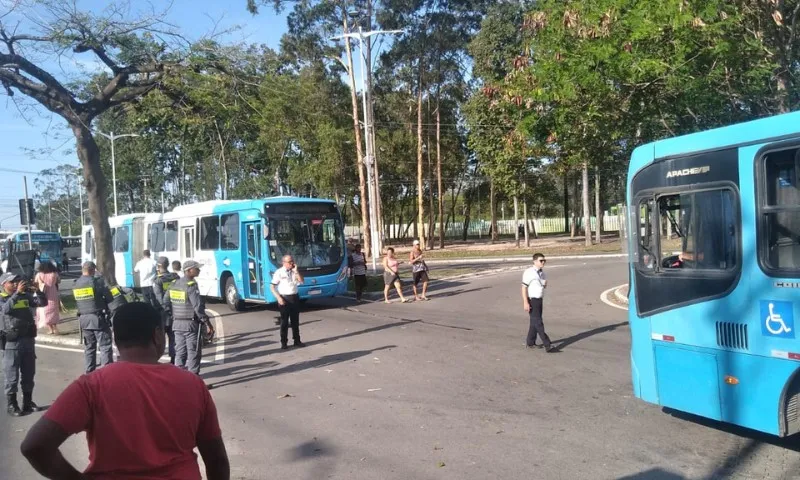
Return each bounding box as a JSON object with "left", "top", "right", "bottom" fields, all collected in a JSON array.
[
  {"left": 142, "top": 176, "right": 150, "bottom": 213},
  {"left": 331, "top": 26, "right": 403, "bottom": 272},
  {"left": 23, "top": 176, "right": 32, "bottom": 249},
  {"left": 96, "top": 130, "right": 140, "bottom": 216}
]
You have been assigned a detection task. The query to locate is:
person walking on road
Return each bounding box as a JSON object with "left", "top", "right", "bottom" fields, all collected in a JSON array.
[
  {"left": 34, "top": 261, "right": 60, "bottom": 335},
  {"left": 73, "top": 262, "right": 116, "bottom": 374},
  {"left": 1, "top": 272, "right": 47, "bottom": 416},
  {"left": 383, "top": 247, "right": 409, "bottom": 304},
  {"left": 409, "top": 240, "right": 429, "bottom": 301},
  {"left": 153, "top": 257, "right": 179, "bottom": 364},
  {"left": 163, "top": 260, "right": 215, "bottom": 380},
  {"left": 349, "top": 244, "right": 367, "bottom": 302},
  {"left": 21, "top": 302, "right": 230, "bottom": 480},
  {"left": 134, "top": 250, "right": 158, "bottom": 307},
  {"left": 522, "top": 253, "right": 555, "bottom": 352},
  {"left": 270, "top": 255, "right": 306, "bottom": 350}
]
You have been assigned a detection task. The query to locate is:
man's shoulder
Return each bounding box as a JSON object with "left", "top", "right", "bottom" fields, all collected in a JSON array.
[{"left": 522, "top": 266, "right": 537, "bottom": 277}]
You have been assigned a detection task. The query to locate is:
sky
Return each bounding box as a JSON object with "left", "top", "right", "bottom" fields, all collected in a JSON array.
[{"left": 0, "top": 0, "right": 291, "bottom": 229}]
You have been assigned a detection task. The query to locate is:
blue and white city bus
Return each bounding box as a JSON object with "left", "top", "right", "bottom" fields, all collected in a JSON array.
[
  {"left": 83, "top": 197, "right": 349, "bottom": 310},
  {"left": 4, "top": 230, "right": 63, "bottom": 271},
  {"left": 81, "top": 214, "right": 145, "bottom": 288},
  {"left": 627, "top": 110, "right": 800, "bottom": 437}
]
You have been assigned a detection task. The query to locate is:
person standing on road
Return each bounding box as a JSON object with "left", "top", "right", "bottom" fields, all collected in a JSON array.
[
  {"left": 348, "top": 244, "right": 367, "bottom": 302},
  {"left": 134, "top": 250, "right": 158, "bottom": 307},
  {"left": 164, "top": 260, "right": 215, "bottom": 380},
  {"left": 270, "top": 255, "right": 306, "bottom": 350},
  {"left": 382, "top": 247, "right": 409, "bottom": 304},
  {"left": 172, "top": 260, "right": 183, "bottom": 278},
  {"left": 153, "top": 257, "right": 179, "bottom": 364},
  {"left": 521, "top": 253, "right": 555, "bottom": 352},
  {"left": 21, "top": 302, "right": 230, "bottom": 480},
  {"left": 1, "top": 272, "right": 47, "bottom": 416},
  {"left": 409, "top": 240, "right": 429, "bottom": 301},
  {"left": 34, "top": 261, "right": 60, "bottom": 335},
  {"left": 73, "top": 262, "right": 115, "bottom": 374}
]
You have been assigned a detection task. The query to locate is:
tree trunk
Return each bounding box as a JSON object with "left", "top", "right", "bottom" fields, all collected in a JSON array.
[
  {"left": 72, "top": 123, "right": 116, "bottom": 285},
  {"left": 365, "top": 1, "right": 383, "bottom": 252},
  {"left": 342, "top": 14, "right": 371, "bottom": 258},
  {"left": 513, "top": 195, "right": 520, "bottom": 248},
  {"left": 426, "top": 98, "right": 435, "bottom": 249},
  {"left": 416, "top": 62, "right": 426, "bottom": 249},
  {"left": 563, "top": 171, "right": 569, "bottom": 234},
  {"left": 583, "top": 161, "right": 591, "bottom": 246},
  {"left": 523, "top": 197, "right": 530, "bottom": 247},
  {"left": 595, "top": 167, "right": 601, "bottom": 244},
  {"left": 436, "top": 98, "right": 444, "bottom": 249},
  {"left": 490, "top": 179, "right": 498, "bottom": 243}
]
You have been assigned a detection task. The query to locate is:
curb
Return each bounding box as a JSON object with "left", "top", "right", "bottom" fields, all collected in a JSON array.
[
  {"left": 613, "top": 285, "right": 629, "bottom": 305},
  {"left": 36, "top": 333, "right": 81, "bottom": 347}
]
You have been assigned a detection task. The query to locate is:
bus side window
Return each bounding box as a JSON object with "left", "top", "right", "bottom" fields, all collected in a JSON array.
[
  {"left": 165, "top": 221, "right": 178, "bottom": 251},
  {"left": 761, "top": 147, "right": 800, "bottom": 270},
  {"left": 637, "top": 199, "right": 655, "bottom": 270}
]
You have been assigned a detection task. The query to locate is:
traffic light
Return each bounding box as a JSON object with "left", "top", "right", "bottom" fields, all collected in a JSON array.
[{"left": 18, "top": 199, "right": 35, "bottom": 225}]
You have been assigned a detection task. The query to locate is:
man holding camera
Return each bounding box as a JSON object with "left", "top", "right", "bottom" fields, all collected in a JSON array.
[
  {"left": 1, "top": 272, "right": 47, "bottom": 416},
  {"left": 270, "top": 254, "right": 305, "bottom": 350}
]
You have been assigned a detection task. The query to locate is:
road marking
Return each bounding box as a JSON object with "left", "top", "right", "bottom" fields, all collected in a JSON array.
[
  {"left": 207, "top": 308, "right": 225, "bottom": 364},
  {"left": 600, "top": 284, "right": 628, "bottom": 311},
  {"left": 37, "top": 308, "right": 226, "bottom": 365}
]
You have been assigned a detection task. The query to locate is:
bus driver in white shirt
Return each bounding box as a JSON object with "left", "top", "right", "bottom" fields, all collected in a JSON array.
[{"left": 270, "top": 255, "right": 306, "bottom": 350}]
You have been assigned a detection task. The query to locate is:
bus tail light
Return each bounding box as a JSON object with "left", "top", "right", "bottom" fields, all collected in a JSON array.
[
  {"left": 724, "top": 376, "right": 739, "bottom": 385},
  {"left": 651, "top": 333, "right": 675, "bottom": 342}
]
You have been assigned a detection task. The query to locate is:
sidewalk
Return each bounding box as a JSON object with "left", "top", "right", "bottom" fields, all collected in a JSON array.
[{"left": 37, "top": 316, "right": 82, "bottom": 347}]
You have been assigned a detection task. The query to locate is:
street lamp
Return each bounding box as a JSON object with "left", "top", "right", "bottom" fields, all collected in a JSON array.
[{"left": 95, "top": 130, "right": 140, "bottom": 216}]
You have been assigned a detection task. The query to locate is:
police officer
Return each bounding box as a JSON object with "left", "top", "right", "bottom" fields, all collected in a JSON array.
[
  {"left": 0, "top": 272, "right": 47, "bottom": 416},
  {"left": 153, "top": 256, "right": 179, "bottom": 364},
  {"left": 164, "top": 260, "right": 215, "bottom": 378},
  {"left": 73, "top": 261, "right": 115, "bottom": 374}
]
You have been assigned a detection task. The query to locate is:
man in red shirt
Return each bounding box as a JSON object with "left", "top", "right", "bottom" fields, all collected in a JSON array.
[{"left": 20, "top": 302, "right": 230, "bottom": 480}]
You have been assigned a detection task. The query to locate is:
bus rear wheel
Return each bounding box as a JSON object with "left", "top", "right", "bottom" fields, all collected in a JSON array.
[{"left": 225, "top": 277, "right": 245, "bottom": 312}]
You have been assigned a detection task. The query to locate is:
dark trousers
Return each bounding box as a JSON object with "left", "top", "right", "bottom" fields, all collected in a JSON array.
[
  {"left": 526, "top": 297, "right": 551, "bottom": 348},
  {"left": 279, "top": 294, "right": 301, "bottom": 345},
  {"left": 142, "top": 286, "right": 157, "bottom": 308},
  {"left": 83, "top": 329, "right": 114, "bottom": 374},
  {"left": 3, "top": 342, "right": 35, "bottom": 396},
  {"left": 161, "top": 311, "right": 176, "bottom": 363},
  {"left": 175, "top": 323, "right": 201, "bottom": 375},
  {"left": 354, "top": 275, "right": 367, "bottom": 299}
]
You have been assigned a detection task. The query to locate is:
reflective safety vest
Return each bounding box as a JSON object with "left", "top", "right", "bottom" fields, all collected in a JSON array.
[
  {"left": 72, "top": 275, "right": 105, "bottom": 315},
  {"left": 0, "top": 292, "right": 36, "bottom": 341},
  {"left": 168, "top": 277, "right": 195, "bottom": 320},
  {"left": 107, "top": 285, "right": 129, "bottom": 314}
]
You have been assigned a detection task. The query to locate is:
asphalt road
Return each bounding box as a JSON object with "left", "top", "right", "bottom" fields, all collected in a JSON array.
[{"left": 2, "top": 258, "right": 799, "bottom": 479}]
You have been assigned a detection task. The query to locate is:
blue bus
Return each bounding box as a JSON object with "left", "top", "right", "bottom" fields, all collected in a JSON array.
[
  {"left": 627, "top": 110, "right": 800, "bottom": 437},
  {"left": 4, "top": 230, "right": 63, "bottom": 271},
  {"left": 83, "top": 198, "right": 349, "bottom": 310}
]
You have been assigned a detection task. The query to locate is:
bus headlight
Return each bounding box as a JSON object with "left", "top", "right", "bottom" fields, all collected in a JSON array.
[{"left": 337, "top": 268, "right": 348, "bottom": 283}]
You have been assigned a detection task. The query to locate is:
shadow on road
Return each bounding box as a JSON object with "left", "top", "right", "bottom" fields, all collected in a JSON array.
[
  {"left": 551, "top": 321, "right": 628, "bottom": 352},
  {"left": 286, "top": 437, "right": 338, "bottom": 480},
  {"left": 208, "top": 345, "right": 396, "bottom": 389},
  {"left": 617, "top": 468, "right": 687, "bottom": 479}
]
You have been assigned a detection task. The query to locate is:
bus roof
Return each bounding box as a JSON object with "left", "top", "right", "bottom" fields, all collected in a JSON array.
[
  {"left": 170, "top": 197, "right": 335, "bottom": 217},
  {"left": 628, "top": 110, "right": 800, "bottom": 179}
]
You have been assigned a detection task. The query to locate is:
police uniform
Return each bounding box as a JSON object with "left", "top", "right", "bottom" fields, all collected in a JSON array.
[
  {"left": 153, "top": 267, "right": 179, "bottom": 364},
  {"left": 164, "top": 265, "right": 208, "bottom": 375},
  {"left": 0, "top": 273, "right": 47, "bottom": 416},
  {"left": 73, "top": 273, "right": 115, "bottom": 374}
]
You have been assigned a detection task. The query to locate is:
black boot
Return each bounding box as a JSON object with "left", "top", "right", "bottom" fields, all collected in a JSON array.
[
  {"left": 6, "top": 394, "right": 21, "bottom": 417},
  {"left": 22, "top": 393, "right": 42, "bottom": 414}
]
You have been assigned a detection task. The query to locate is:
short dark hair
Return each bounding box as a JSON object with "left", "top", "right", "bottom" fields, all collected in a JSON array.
[
  {"left": 172, "top": 260, "right": 181, "bottom": 271},
  {"left": 143, "top": 250, "right": 151, "bottom": 257},
  {"left": 533, "top": 253, "right": 545, "bottom": 261},
  {"left": 113, "top": 302, "right": 162, "bottom": 349}
]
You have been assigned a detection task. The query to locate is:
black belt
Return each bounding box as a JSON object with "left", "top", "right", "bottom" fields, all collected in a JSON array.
[{"left": 528, "top": 297, "right": 543, "bottom": 300}]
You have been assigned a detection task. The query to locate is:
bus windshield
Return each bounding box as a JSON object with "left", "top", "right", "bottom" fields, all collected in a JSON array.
[{"left": 268, "top": 214, "right": 344, "bottom": 269}]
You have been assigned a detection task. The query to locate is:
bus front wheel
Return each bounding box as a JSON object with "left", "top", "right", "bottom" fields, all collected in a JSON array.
[{"left": 225, "top": 277, "right": 245, "bottom": 312}]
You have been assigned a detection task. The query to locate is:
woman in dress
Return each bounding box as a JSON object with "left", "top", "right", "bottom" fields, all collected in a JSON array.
[
  {"left": 382, "top": 247, "right": 409, "bottom": 304},
  {"left": 35, "top": 261, "right": 60, "bottom": 335}
]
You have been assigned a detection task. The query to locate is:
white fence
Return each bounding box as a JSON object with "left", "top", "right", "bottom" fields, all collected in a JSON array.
[{"left": 345, "top": 212, "right": 624, "bottom": 239}]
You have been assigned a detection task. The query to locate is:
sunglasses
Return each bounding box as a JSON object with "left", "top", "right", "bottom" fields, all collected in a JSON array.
[{"left": 537, "top": 259, "right": 546, "bottom": 263}]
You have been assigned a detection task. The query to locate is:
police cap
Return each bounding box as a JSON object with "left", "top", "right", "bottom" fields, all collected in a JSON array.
[
  {"left": 0, "top": 272, "right": 20, "bottom": 285},
  {"left": 183, "top": 260, "right": 202, "bottom": 272}
]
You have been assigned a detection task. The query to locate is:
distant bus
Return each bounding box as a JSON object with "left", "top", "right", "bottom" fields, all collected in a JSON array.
[
  {"left": 82, "top": 197, "right": 348, "bottom": 310},
  {"left": 627, "top": 110, "right": 800, "bottom": 437},
  {"left": 62, "top": 235, "right": 81, "bottom": 261},
  {"left": 3, "top": 230, "right": 63, "bottom": 271}
]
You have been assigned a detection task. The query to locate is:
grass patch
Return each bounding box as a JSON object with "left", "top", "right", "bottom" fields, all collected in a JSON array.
[
  {"left": 59, "top": 294, "right": 77, "bottom": 316},
  {"left": 422, "top": 241, "right": 623, "bottom": 260}
]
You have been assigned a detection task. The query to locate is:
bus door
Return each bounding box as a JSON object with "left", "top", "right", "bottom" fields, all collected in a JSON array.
[
  {"left": 244, "top": 221, "right": 264, "bottom": 299},
  {"left": 181, "top": 225, "right": 195, "bottom": 259}
]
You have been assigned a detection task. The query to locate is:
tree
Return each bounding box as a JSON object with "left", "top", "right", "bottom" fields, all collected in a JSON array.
[
  {"left": 0, "top": 1, "right": 191, "bottom": 283},
  {"left": 33, "top": 165, "right": 82, "bottom": 236}
]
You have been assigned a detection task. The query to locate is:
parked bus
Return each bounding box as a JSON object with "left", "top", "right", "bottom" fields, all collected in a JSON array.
[
  {"left": 62, "top": 235, "right": 81, "bottom": 261},
  {"left": 2, "top": 230, "right": 63, "bottom": 271},
  {"left": 82, "top": 197, "right": 348, "bottom": 310},
  {"left": 626, "top": 110, "right": 800, "bottom": 437}
]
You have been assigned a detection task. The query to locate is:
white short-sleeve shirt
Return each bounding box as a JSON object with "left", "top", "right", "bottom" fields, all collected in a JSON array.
[
  {"left": 522, "top": 266, "right": 546, "bottom": 299},
  {"left": 271, "top": 267, "right": 302, "bottom": 295}
]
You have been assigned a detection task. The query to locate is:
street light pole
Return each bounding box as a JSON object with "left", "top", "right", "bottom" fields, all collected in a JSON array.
[{"left": 95, "top": 130, "right": 140, "bottom": 216}]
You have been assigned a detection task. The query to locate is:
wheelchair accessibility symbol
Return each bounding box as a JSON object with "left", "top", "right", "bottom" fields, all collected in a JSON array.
[{"left": 761, "top": 300, "right": 795, "bottom": 338}]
